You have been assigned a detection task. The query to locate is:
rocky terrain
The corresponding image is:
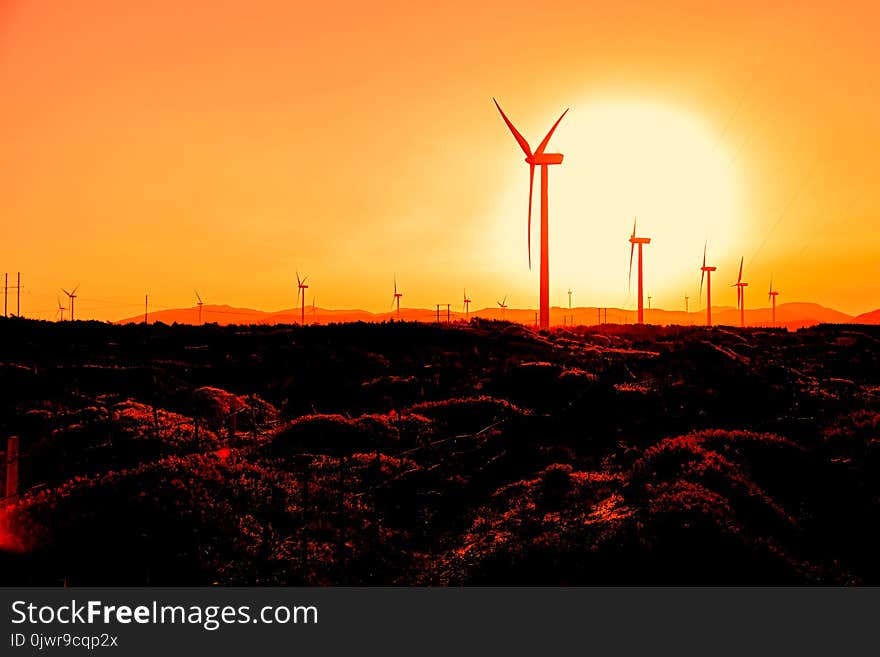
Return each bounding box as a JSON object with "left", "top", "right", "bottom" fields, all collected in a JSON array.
[{"left": 1, "top": 317, "right": 878, "bottom": 585}]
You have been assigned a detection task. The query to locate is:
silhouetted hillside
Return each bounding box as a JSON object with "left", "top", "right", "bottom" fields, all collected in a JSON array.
[{"left": 1, "top": 317, "right": 878, "bottom": 584}]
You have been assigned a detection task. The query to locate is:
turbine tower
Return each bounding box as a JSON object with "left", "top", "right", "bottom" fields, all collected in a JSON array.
[
  {"left": 568, "top": 288, "right": 572, "bottom": 309},
  {"left": 296, "top": 272, "right": 309, "bottom": 325},
  {"left": 463, "top": 289, "right": 471, "bottom": 319},
  {"left": 494, "top": 98, "right": 568, "bottom": 330},
  {"left": 699, "top": 243, "right": 716, "bottom": 326},
  {"left": 684, "top": 294, "right": 689, "bottom": 314},
  {"left": 56, "top": 297, "right": 66, "bottom": 321},
  {"left": 628, "top": 218, "right": 652, "bottom": 324},
  {"left": 497, "top": 294, "right": 508, "bottom": 321},
  {"left": 392, "top": 276, "right": 403, "bottom": 320},
  {"left": 768, "top": 279, "right": 779, "bottom": 325},
  {"left": 194, "top": 289, "right": 204, "bottom": 325},
  {"left": 61, "top": 285, "right": 79, "bottom": 322},
  {"left": 733, "top": 257, "right": 748, "bottom": 328}
]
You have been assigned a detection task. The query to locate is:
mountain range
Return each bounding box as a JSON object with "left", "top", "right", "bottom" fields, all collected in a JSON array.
[{"left": 116, "top": 302, "right": 880, "bottom": 329}]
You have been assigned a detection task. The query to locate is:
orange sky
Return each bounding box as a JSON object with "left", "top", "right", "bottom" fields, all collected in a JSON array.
[{"left": 1, "top": 0, "right": 878, "bottom": 320}]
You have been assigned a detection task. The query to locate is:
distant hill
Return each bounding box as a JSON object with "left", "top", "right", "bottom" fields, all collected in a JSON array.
[
  {"left": 854, "top": 309, "right": 880, "bottom": 324},
  {"left": 116, "top": 301, "right": 868, "bottom": 329}
]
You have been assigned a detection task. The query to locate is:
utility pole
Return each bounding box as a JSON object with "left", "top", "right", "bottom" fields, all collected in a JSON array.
[
  {"left": 144, "top": 294, "right": 148, "bottom": 324},
  {"left": 3, "top": 273, "right": 7, "bottom": 317},
  {"left": 16, "top": 273, "right": 21, "bottom": 317},
  {"left": 435, "top": 304, "right": 440, "bottom": 324},
  {"left": 446, "top": 304, "right": 450, "bottom": 324}
]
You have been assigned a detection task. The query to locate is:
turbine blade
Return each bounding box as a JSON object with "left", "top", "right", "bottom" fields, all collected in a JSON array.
[
  {"left": 493, "top": 98, "right": 532, "bottom": 157},
  {"left": 534, "top": 108, "right": 569, "bottom": 156},
  {"left": 632, "top": 216, "right": 637, "bottom": 239},
  {"left": 72, "top": 284, "right": 79, "bottom": 295},
  {"left": 61, "top": 288, "right": 70, "bottom": 297},
  {"left": 702, "top": 241, "right": 707, "bottom": 269},
  {"left": 737, "top": 257, "right": 743, "bottom": 284},
  {"left": 700, "top": 270, "right": 705, "bottom": 299},
  {"left": 527, "top": 163, "right": 534, "bottom": 269},
  {"left": 194, "top": 289, "right": 203, "bottom": 304},
  {"left": 628, "top": 242, "right": 635, "bottom": 292}
]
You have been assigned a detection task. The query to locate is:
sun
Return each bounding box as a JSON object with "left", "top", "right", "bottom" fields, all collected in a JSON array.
[{"left": 491, "top": 99, "right": 742, "bottom": 310}]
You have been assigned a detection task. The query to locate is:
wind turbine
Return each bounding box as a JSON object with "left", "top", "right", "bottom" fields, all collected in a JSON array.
[
  {"left": 628, "top": 218, "right": 652, "bottom": 324},
  {"left": 497, "top": 294, "right": 508, "bottom": 321},
  {"left": 61, "top": 285, "right": 79, "bottom": 321},
  {"left": 494, "top": 98, "right": 568, "bottom": 330},
  {"left": 768, "top": 279, "right": 779, "bottom": 325},
  {"left": 56, "top": 297, "right": 66, "bottom": 321},
  {"left": 392, "top": 276, "right": 403, "bottom": 320},
  {"left": 700, "top": 243, "right": 716, "bottom": 326},
  {"left": 567, "top": 288, "right": 572, "bottom": 309},
  {"left": 684, "top": 294, "right": 689, "bottom": 314},
  {"left": 733, "top": 257, "right": 748, "bottom": 327},
  {"left": 463, "top": 289, "right": 471, "bottom": 319},
  {"left": 194, "top": 289, "right": 204, "bottom": 325},
  {"left": 296, "top": 272, "right": 309, "bottom": 325},
  {"left": 647, "top": 294, "right": 652, "bottom": 310}
]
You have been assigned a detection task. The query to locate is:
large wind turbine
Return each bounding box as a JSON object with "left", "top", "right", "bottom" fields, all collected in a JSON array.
[
  {"left": 628, "top": 218, "right": 652, "bottom": 324},
  {"left": 699, "top": 243, "right": 716, "bottom": 326},
  {"left": 61, "top": 284, "right": 79, "bottom": 321},
  {"left": 494, "top": 99, "right": 568, "bottom": 330},
  {"left": 296, "top": 272, "right": 309, "bottom": 325},
  {"left": 733, "top": 257, "right": 748, "bottom": 328},
  {"left": 768, "top": 279, "right": 779, "bottom": 325},
  {"left": 463, "top": 289, "right": 471, "bottom": 319}
]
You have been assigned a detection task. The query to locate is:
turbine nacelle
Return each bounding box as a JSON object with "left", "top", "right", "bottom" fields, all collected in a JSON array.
[{"left": 525, "top": 153, "right": 564, "bottom": 166}]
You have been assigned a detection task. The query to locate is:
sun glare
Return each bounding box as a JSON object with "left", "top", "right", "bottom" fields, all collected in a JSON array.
[{"left": 491, "top": 100, "right": 742, "bottom": 309}]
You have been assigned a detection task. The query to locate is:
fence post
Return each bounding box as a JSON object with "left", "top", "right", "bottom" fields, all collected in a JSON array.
[{"left": 5, "top": 436, "right": 20, "bottom": 501}]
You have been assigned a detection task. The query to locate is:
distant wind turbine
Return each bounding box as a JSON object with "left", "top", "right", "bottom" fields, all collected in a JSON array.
[
  {"left": 568, "top": 288, "right": 572, "bottom": 309},
  {"left": 628, "top": 217, "right": 651, "bottom": 324},
  {"left": 56, "top": 297, "right": 66, "bottom": 321},
  {"left": 296, "top": 272, "right": 309, "bottom": 325},
  {"left": 392, "top": 276, "right": 403, "bottom": 320},
  {"left": 768, "top": 279, "right": 779, "bottom": 325},
  {"left": 61, "top": 284, "right": 79, "bottom": 321},
  {"left": 463, "top": 289, "right": 471, "bottom": 319},
  {"left": 700, "top": 243, "right": 716, "bottom": 326},
  {"left": 733, "top": 257, "right": 748, "bottom": 327},
  {"left": 647, "top": 294, "right": 652, "bottom": 310},
  {"left": 494, "top": 98, "right": 568, "bottom": 330},
  {"left": 194, "top": 289, "right": 204, "bottom": 325},
  {"left": 684, "top": 293, "right": 689, "bottom": 314},
  {"left": 497, "top": 294, "right": 508, "bottom": 321}
]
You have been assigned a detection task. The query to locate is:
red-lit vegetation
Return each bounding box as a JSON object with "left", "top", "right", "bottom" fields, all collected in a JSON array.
[{"left": 0, "top": 318, "right": 878, "bottom": 584}]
